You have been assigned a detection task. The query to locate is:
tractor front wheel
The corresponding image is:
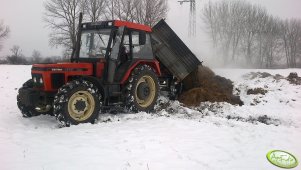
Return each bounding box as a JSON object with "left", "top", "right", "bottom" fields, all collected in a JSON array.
[
  {"left": 53, "top": 80, "right": 102, "bottom": 126},
  {"left": 125, "top": 65, "right": 159, "bottom": 112},
  {"left": 17, "top": 79, "right": 52, "bottom": 118}
]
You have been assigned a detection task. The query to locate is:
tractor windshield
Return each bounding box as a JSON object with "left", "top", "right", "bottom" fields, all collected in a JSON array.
[{"left": 80, "top": 29, "right": 111, "bottom": 58}]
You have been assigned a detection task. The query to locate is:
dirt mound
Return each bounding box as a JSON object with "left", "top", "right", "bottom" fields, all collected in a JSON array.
[
  {"left": 245, "top": 72, "right": 284, "bottom": 80},
  {"left": 245, "top": 72, "right": 301, "bottom": 85},
  {"left": 287, "top": 72, "right": 301, "bottom": 85},
  {"left": 226, "top": 114, "right": 281, "bottom": 126},
  {"left": 179, "top": 66, "right": 243, "bottom": 107},
  {"left": 247, "top": 88, "right": 267, "bottom": 95}
]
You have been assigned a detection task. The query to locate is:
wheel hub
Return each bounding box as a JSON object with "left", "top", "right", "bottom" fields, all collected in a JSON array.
[
  {"left": 135, "top": 75, "right": 156, "bottom": 108},
  {"left": 137, "top": 82, "right": 150, "bottom": 100},
  {"left": 74, "top": 99, "right": 87, "bottom": 112}
]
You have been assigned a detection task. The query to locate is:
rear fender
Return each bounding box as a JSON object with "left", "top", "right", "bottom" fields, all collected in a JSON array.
[{"left": 120, "top": 60, "right": 161, "bottom": 84}]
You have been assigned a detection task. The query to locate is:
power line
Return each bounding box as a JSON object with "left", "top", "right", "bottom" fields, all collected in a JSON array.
[{"left": 178, "top": 0, "right": 196, "bottom": 36}]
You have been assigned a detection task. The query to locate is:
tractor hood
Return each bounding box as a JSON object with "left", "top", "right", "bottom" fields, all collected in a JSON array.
[
  {"left": 31, "top": 62, "right": 94, "bottom": 91},
  {"left": 32, "top": 62, "right": 93, "bottom": 73}
]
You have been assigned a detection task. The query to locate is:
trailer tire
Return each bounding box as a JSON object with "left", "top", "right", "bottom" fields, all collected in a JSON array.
[
  {"left": 17, "top": 79, "right": 52, "bottom": 118},
  {"left": 124, "top": 65, "right": 159, "bottom": 112},
  {"left": 53, "top": 79, "right": 102, "bottom": 126}
]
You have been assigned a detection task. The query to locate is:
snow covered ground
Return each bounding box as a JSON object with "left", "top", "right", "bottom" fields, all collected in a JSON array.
[{"left": 0, "top": 65, "right": 300, "bottom": 170}]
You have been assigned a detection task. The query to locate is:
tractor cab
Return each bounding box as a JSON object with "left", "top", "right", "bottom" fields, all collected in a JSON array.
[
  {"left": 73, "top": 20, "right": 161, "bottom": 107},
  {"left": 73, "top": 20, "right": 157, "bottom": 84}
]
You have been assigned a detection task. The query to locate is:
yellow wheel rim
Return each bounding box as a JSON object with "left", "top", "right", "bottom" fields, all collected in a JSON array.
[
  {"left": 135, "top": 75, "right": 156, "bottom": 108},
  {"left": 68, "top": 91, "right": 95, "bottom": 121}
]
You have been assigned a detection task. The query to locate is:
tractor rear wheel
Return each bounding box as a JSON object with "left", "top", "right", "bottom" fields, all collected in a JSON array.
[
  {"left": 17, "top": 79, "right": 52, "bottom": 117},
  {"left": 53, "top": 79, "right": 102, "bottom": 126},
  {"left": 125, "top": 65, "right": 159, "bottom": 112}
]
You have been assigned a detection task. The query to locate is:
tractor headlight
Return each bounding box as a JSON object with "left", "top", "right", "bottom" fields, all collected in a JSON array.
[{"left": 32, "top": 74, "right": 43, "bottom": 86}]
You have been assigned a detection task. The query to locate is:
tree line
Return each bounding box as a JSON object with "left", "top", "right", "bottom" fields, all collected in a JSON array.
[
  {"left": 43, "top": 0, "right": 168, "bottom": 57},
  {"left": 202, "top": 0, "right": 301, "bottom": 68},
  {"left": 0, "top": 0, "right": 167, "bottom": 65},
  {"left": 0, "top": 45, "right": 65, "bottom": 65}
]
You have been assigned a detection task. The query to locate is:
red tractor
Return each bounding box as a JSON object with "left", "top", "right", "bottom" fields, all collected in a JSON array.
[{"left": 17, "top": 15, "right": 201, "bottom": 126}]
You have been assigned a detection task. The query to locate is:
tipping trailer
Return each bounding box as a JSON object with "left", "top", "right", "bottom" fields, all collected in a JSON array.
[
  {"left": 17, "top": 16, "right": 201, "bottom": 125},
  {"left": 152, "top": 19, "right": 201, "bottom": 81},
  {"left": 151, "top": 19, "right": 201, "bottom": 96}
]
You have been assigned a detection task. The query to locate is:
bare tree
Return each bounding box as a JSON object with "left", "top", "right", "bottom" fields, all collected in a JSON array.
[
  {"left": 202, "top": 0, "right": 298, "bottom": 68},
  {"left": 228, "top": 1, "right": 248, "bottom": 62},
  {"left": 104, "top": 0, "right": 116, "bottom": 20},
  {"left": 254, "top": 7, "right": 269, "bottom": 67},
  {"left": 242, "top": 4, "right": 259, "bottom": 64},
  {"left": 10, "top": 46, "right": 23, "bottom": 58},
  {"left": 105, "top": 0, "right": 135, "bottom": 21},
  {"left": 82, "top": 0, "right": 106, "bottom": 22},
  {"left": 280, "top": 19, "right": 301, "bottom": 68},
  {"left": 262, "top": 17, "right": 282, "bottom": 68},
  {"left": 135, "top": 0, "right": 168, "bottom": 26},
  {"left": 44, "top": 0, "right": 83, "bottom": 57},
  {"left": 202, "top": 0, "right": 246, "bottom": 64},
  {"left": 31, "top": 50, "right": 43, "bottom": 64},
  {"left": 105, "top": 0, "right": 167, "bottom": 26},
  {"left": 203, "top": 1, "right": 218, "bottom": 48},
  {"left": 6, "top": 45, "right": 27, "bottom": 64},
  {"left": 0, "top": 20, "right": 10, "bottom": 51}
]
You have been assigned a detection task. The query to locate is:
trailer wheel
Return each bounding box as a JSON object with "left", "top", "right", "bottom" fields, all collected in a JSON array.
[
  {"left": 17, "top": 79, "right": 52, "bottom": 117},
  {"left": 53, "top": 79, "right": 102, "bottom": 126},
  {"left": 125, "top": 65, "right": 159, "bottom": 112}
]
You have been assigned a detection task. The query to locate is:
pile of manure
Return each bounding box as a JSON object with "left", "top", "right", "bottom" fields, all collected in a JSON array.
[{"left": 179, "top": 66, "right": 243, "bottom": 107}]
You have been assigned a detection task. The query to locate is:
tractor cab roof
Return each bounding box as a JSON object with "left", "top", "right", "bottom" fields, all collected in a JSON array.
[{"left": 81, "top": 20, "right": 152, "bottom": 32}]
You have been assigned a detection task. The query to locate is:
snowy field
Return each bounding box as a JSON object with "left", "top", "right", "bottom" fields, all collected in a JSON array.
[{"left": 0, "top": 65, "right": 300, "bottom": 170}]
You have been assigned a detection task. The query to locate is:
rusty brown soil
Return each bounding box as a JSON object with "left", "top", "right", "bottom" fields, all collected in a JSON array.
[{"left": 178, "top": 66, "right": 243, "bottom": 107}]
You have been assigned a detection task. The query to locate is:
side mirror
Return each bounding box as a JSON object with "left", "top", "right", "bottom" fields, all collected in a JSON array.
[{"left": 139, "top": 32, "right": 146, "bottom": 45}]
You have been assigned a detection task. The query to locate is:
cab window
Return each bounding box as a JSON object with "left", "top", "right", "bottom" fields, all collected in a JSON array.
[{"left": 132, "top": 31, "right": 153, "bottom": 59}]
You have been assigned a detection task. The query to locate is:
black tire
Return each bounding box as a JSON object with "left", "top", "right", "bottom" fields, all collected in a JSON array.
[
  {"left": 124, "top": 65, "right": 159, "bottom": 112},
  {"left": 53, "top": 79, "right": 102, "bottom": 126},
  {"left": 17, "top": 79, "right": 52, "bottom": 118},
  {"left": 168, "top": 81, "right": 183, "bottom": 100}
]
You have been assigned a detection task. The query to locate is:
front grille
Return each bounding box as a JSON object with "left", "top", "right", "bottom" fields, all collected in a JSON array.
[{"left": 51, "top": 73, "right": 65, "bottom": 89}]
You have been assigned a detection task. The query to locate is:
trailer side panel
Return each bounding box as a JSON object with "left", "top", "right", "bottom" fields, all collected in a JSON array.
[{"left": 151, "top": 19, "right": 201, "bottom": 80}]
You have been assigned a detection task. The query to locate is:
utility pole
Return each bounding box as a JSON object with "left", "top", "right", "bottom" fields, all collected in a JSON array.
[{"left": 178, "top": 0, "right": 196, "bottom": 36}]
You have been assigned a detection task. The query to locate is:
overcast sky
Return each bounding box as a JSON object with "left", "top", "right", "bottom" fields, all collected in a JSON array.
[{"left": 0, "top": 0, "right": 300, "bottom": 59}]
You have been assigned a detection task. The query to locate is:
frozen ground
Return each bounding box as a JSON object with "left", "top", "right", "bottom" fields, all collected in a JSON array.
[{"left": 0, "top": 65, "right": 300, "bottom": 170}]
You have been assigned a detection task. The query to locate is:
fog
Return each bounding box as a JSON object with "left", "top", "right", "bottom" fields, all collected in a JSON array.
[{"left": 166, "top": 0, "right": 301, "bottom": 67}]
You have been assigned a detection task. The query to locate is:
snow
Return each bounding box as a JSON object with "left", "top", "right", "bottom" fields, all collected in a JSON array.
[{"left": 0, "top": 65, "right": 300, "bottom": 170}]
